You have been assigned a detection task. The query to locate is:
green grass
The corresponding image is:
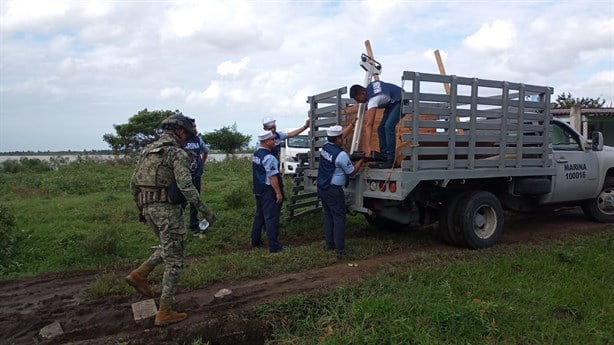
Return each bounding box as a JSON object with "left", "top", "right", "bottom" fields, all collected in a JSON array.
[
  {"left": 0, "top": 156, "right": 420, "bottom": 279},
  {"left": 254, "top": 234, "right": 613, "bottom": 345},
  {"left": 1, "top": 156, "right": 612, "bottom": 344}
]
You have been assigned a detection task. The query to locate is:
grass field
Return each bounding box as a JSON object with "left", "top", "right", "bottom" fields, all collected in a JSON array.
[{"left": 0, "top": 156, "right": 612, "bottom": 344}]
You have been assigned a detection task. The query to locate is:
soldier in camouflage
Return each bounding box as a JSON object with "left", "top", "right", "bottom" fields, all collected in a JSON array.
[{"left": 125, "top": 113, "right": 217, "bottom": 327}]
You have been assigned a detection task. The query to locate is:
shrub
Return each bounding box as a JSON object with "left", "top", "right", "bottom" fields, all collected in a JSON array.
[
  {"left": 81, "top": 226, "right": 123, "bottom": 258},
  {"left": 0, "top": 206, "right": 21, "bottom": 274}
]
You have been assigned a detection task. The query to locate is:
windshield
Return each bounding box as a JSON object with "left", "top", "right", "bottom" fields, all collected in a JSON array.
[{"left": 287, "top": 135, "right": 310, "bottom": 148}]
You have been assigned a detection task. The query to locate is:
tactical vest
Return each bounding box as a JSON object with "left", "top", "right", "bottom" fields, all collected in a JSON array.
[{"left": 134, "top": 139, "right": 186, "bottom": 204}]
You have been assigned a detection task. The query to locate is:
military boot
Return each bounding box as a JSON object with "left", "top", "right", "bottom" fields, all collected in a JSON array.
[
  {"left": 155, "top": 298, "right": 187, "bottom": 327},
  {"left": 125, "top": 262, "right": 155, "bottom": 298}
]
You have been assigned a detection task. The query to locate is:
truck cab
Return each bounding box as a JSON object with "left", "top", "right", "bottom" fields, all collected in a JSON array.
[{"left": 547, "top": 118, "right": 600, "bottom": 203}]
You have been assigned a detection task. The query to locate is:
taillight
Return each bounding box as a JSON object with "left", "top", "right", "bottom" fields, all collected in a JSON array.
[
  {"left": 379, "top": 181, "right": 387, "bottom": 192},
  {"left": 389, "top": 181, "right": 397, "bottom": 193}
]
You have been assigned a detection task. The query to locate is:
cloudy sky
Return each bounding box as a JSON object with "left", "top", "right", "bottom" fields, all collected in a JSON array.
[{"left": 1, "top": 0, "right": 612, "bottom": 152}]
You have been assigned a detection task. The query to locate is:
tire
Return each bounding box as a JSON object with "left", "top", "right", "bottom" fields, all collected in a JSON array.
[
  {"left": 454, "top": 191, "right": 504, "bottom": 249},
  {"left": 438, "top": 193, "right": 467, "bottom": 246},
  {"left": 582, "top": 178, "right": 614, "bottom": 222}
]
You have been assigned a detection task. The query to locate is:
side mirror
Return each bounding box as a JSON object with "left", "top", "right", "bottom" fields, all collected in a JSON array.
[{"left": 592, "top": 131, "right": 604, "bottom": 151}]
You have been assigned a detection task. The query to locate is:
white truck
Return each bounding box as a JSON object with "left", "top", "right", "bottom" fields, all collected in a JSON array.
[
  {"left": 280, "top": 129, "right": 311, "bottom": 175},
  {"left": 298, "top": 70, "right": 614, "bottom": 249}
]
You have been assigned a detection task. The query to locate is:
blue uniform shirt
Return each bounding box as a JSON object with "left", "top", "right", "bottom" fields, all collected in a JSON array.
[
  {"left": 365, "top": 81, "right": 402, "bottom": 109},
  {"left": 252, "top": 146, "right": 280, "bottom": 196},
  {"left": 318, "top": 142, "right": 355, "bottom": 187},
  {"left": 184, "top": 136, "right": 209, "bottom": 177}
]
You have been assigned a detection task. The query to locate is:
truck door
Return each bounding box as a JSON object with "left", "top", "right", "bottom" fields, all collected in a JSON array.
[{"left": 549, "top": 121, "right": 599, "bottom": 202}]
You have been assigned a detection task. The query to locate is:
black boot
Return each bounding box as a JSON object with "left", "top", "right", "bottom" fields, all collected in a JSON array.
[
  {"left": 370, "top": 151, "right": 386, "bottom": 161},
  {"left": 369, "top": 160, "right": 394, "bottom": 169},
  {"left": 378, "top": 159, "right": 394, "bottom": 169}
]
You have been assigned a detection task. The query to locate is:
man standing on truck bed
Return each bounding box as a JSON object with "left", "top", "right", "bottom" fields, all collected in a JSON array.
[
  {"left": 350, "top": 81, "right": 403, "bottom": 169},
  {"left": 317, "top": 125, "right": 364, "bottom": 255}
]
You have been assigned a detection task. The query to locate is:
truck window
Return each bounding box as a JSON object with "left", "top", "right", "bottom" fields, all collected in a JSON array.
[
  {"left": 551, "top": 122, "right": 581, "bottom": 151},
  {"left": 287, "top": 135, "right": 310, "bottom": 148}
]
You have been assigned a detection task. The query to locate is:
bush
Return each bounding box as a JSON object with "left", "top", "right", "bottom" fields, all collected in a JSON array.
[
  {"left": 0, "top": 158, "right": 53, "bottom": 173},
  {"left": 0, "top": 206, "right": 21, "bottom": 274},
  {"left": 81, "top": 226, "right": 123, "bottom": 258}
]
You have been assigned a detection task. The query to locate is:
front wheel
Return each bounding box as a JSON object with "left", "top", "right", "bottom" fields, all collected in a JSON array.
[
  {"left": 454, "top": 191, "right": 504, "bottom": 249},
  {"left": 582, "top": 178, "right": 614, "bottom": 222}
]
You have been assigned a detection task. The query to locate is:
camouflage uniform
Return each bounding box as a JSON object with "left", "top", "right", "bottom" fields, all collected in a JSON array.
[{"left": 130, "top": 132, "right": 214, "bottom": 300}]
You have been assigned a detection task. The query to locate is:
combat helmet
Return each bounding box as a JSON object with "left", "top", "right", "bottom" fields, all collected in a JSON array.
[{"left": 161, "top": 114, "right": 197, "bottom": 137}]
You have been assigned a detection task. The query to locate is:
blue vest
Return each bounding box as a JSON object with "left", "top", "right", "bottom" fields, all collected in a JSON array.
[
  {"left": 184, "top": 137, "right": 207, "bottom": 177},
  {"left": 366, "top": 81, "right": 402, "bottom": 105},
  {"left": 252, "top": 148, "right": 271, "bottom": 196},
  {"left": 317, "top": 143, "right": 342, "bottom": 189}
]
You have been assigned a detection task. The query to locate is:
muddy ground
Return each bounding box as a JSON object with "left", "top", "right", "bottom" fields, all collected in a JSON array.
[{"left": 1, "top": 207, "right": 610, "bottom": 345}]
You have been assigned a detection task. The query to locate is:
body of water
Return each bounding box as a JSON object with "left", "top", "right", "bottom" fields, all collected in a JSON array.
[{"left": 0, "top": 153, "right": 251, "bottom": 163}]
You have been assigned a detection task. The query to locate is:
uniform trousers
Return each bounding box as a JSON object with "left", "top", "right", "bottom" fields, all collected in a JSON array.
[
  {"left": 142, "top": 202, "right": 186, "bottom": 300},
  {"left": 251, "top": 186, "right": 283, "bottom": 252},
  {"left": 188, "top": 175, "right": 202, "bottom": 229},
  {"left": 318, "top": 185, "right": 346, "bottom": 252},
  {"left": 377, "top": 101, "right": 401, "bottom": 161}
]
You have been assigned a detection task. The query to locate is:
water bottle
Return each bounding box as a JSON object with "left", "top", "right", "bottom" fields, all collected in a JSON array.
[{"left": 198, "top": 218, "right": 209, "bottom": 231}]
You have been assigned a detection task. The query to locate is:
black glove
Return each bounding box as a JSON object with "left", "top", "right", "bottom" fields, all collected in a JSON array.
[
  {"left": 139, "top": 214, "right": 147, "bottom": 224},
  {"left": 350, "top": 151, "right": 366, "bottom": 162}
]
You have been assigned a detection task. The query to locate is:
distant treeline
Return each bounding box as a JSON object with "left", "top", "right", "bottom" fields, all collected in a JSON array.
[{"left": 0, "top": 150, "right": 115, "bottom": 156}]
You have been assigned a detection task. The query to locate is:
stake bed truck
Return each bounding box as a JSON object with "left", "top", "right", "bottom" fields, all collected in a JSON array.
[{"left": 301, "top": 71, "right": 614, "bottom": 248}]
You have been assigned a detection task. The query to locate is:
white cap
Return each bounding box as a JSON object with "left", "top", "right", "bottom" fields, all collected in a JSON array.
[
  {"left": 262, "top": 117, "right": 276, "bottom": 127},
  {"left": 326, "top": 125, "right": 343, "bottom": 137},
  {"left": 258, "top": 130, "right": 274, "bottom": 141}
]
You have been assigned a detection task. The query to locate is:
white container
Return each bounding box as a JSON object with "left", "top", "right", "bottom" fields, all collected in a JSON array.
[{"left": 198, "top": 218, "right": 209, "bottom": 231}]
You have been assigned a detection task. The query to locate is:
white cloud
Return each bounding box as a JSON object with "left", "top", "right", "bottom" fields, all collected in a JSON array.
[
  {"left": 227, "top": 89, "right": 249, "bottom": 103},
  {"left": 159, "top": 87, "right": 186, "bottom": 100},
  {"left": 1, "top": 1, "right": 612, "bottom": 152},
  {"left": 463, "top": 19, "right": 517, "bottom": 52},
  {"left": 1, "top": 0, "right": 69, "bottom": 30},
  {"left": 187, "top": 81, "right": 221, "bottom": 103},
  {"left": 0, "top": 0, "right": 110, "bottom": 31},
  {"left": 217, "top": 57, "right": 250, "bottom": 76}
]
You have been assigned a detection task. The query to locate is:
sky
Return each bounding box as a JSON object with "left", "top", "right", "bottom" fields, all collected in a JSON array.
[{"left": 0, "top": 0, "right": 613, "bottom": 152}]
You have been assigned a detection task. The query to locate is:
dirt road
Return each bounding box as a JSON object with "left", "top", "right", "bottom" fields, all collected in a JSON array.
[{"left": 0, "top": 207, "right": 610, "bottom": 345}]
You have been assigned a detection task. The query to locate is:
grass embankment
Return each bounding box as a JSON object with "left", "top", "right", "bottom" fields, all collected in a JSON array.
[
  {"left": 256, "top": 234, "right": 613, "bottom": 344},
  {"left": 0, "top": 156, "right": 612, "bottom": 344}
]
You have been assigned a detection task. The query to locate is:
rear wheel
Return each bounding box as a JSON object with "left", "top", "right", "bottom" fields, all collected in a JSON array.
[
  {"left": 438, "top": 193, "right": 467, "bottom": 246},
  {"left": 582, "top": 177, "right": 614, "bottom": 222},
  {"left": 454, "top": 191, "right": 503, "bottom": 249}
]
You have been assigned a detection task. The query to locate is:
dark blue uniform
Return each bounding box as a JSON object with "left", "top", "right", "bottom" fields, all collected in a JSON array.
[
  {"left": 184, "top": 136, "right": 208, "bottom": 230},
  {"left": 317, "top": 142, "right": 353, "bottom": 253},
  {"left": 251, "top": 147, "right": 283, "bottom": 253}
]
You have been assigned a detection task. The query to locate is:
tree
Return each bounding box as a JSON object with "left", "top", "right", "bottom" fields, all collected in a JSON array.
[
  {"left": 552, "top": 93, "right": 606, "bottom": 109},
  {"left": 103, "top": 109, "right": 181, "bottom": 154},
  {"left": 203, "top": 123, "right": 251, "bottom": 155}
]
